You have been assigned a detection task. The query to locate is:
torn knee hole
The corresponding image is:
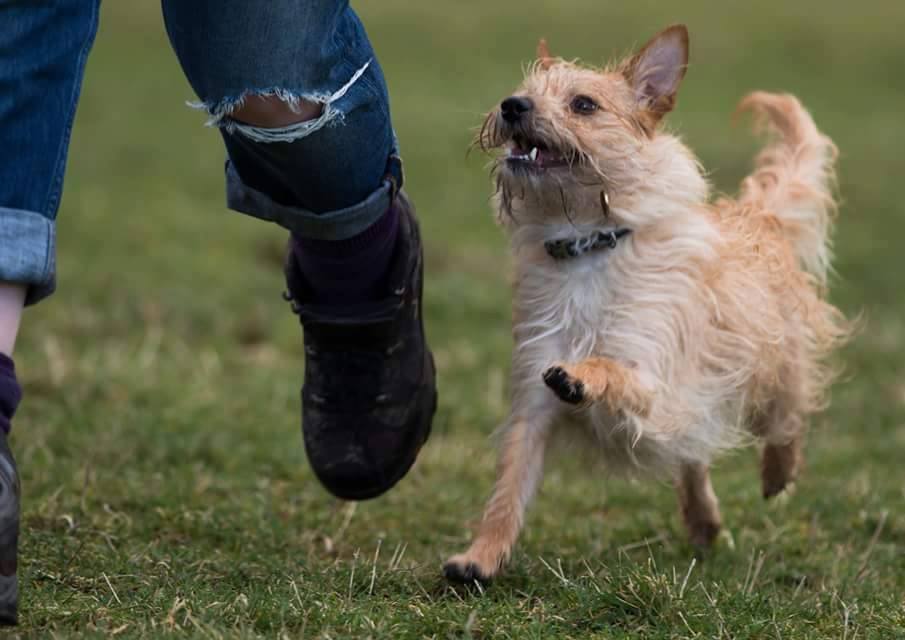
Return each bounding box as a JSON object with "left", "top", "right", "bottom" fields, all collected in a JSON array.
[
  {"left": 231, "top": 95, "right": 323, "bottom": 127},
  {"left": 187, "top": 60, "right": 372, "bottom": 144}
]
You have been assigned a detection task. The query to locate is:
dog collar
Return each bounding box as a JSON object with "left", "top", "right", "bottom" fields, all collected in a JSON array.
[{"left": 544, "top": 228, "right": 632, "bottom": 261}]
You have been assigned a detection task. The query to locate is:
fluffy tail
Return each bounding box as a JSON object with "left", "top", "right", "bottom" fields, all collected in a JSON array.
[{"left": 737, "top": 92, "right": 839, "bottom": 284}]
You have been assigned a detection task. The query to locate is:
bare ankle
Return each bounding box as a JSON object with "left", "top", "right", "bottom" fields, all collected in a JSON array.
[{"left": 0, "top": 284, "right": 26, "bottom": 356}]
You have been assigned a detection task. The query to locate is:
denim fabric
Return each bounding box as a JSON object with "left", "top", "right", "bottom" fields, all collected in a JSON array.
[
  {"left": 162, "top": 0, "right": 399, "bottom": 239},
  {"left": 1, "top": 1, "right": 399, "bottom": 305},
  {"left": 0, "top": 0, "right": 100, "bottom": 304}
]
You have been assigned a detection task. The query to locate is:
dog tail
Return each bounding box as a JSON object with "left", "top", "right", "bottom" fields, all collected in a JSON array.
[{"left": 736, "top": 91, "right": 839, "bottom": 284}]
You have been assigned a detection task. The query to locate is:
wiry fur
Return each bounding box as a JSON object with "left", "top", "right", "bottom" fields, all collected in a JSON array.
[{"left": 444, "top": 25, "right": 850, "bottom": 584}]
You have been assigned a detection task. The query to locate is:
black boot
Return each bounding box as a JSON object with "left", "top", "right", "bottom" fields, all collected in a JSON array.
[
  {"left": 0, "top": 431, "right": 17, "bottom": 625},
  {"left": 284, "top": 191, "right": 437, "bottom": 500}
]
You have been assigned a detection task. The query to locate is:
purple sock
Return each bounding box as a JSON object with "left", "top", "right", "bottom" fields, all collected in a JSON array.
[
  {"left": 0, "top": 354, "right": 21, "bottom": 435},
  {"left": 292, "top": 203, "right": 401, "bottom": 304}
]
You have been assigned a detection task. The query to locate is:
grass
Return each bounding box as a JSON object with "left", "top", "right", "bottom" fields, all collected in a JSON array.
[{"left": 10, "top": 1, "right": 905, "bottom": 637}]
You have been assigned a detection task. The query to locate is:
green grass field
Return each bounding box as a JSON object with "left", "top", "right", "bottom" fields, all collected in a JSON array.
[{"left": 10, "top": 1, "right": 905, "bottom": 637}]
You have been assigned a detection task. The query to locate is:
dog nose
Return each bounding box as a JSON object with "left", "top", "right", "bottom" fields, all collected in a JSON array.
[{"left": 500, "top": 96, "right": 533, "bottom": 123}]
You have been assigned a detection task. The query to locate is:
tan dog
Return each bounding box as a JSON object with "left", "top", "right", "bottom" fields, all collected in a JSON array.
[{"left": 444, "top": 25, "right": 849, "bottom": 584}]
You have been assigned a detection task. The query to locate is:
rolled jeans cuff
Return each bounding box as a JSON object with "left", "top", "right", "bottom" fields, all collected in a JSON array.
[
  {"left": 0, "top": 207, "right": 56, "bottom": 305},
  {"left": 224, "top": 154, "right": 403, "bottom": 241}
]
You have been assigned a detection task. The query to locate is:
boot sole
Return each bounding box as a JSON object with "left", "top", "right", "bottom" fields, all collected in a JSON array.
[
  {"left": 0, "top": 574, "right": 17, "bottom": 626},
  {"left": 322, "top": 386, "right": 437, "bottom": 501}
]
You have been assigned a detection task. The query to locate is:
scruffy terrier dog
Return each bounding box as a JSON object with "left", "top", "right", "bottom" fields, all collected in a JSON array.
[{"left": 444, "top": 24, "right": 849, "bottom": 584}]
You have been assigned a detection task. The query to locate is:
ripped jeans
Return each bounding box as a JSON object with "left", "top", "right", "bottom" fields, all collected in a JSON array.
[{"left": 0, "top": 1, "right": 399, "bottom": 305}]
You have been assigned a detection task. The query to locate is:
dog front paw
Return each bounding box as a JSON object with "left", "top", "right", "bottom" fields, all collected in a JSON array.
[
  {"left": 542, "top": 366, "right": 585, "bottom": 404},
  {"left": 443, "top": 553, "right": 495, "bottom": 585}
]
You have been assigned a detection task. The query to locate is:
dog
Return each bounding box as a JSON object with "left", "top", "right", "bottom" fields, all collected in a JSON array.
[{"left": 444, "top": 24, "right": 849, "bottom": 584}]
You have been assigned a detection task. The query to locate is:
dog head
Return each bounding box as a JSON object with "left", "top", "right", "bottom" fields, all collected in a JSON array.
[{"left": 480, "top": 25, "right": 698, "bottom": 226}]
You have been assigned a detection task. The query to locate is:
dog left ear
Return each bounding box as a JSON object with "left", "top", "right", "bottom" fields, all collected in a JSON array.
[
  {"left": 624, "top": 24, "right": 689, "bottom": 125},
  {"left": 537, "top": 38, "right": 554, "bottom": 69}
]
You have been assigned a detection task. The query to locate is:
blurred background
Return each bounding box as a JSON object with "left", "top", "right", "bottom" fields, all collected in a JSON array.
[{"left": 13, "top": 1, "right": 904, "bottom": 636}]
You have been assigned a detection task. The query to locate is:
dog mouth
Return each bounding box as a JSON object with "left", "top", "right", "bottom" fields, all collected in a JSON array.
[{"left": 505, "top": 134, "right": 570, "bottom": 170}]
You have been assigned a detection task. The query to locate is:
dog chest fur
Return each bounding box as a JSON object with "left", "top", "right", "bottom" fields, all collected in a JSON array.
[{"left": 508, "top": 225, "right": 711, "bottom": 473}]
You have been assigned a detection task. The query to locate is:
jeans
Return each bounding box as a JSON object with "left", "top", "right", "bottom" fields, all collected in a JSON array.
[{"left": 0, "top": 1, "right": 399, "bottom": 305}]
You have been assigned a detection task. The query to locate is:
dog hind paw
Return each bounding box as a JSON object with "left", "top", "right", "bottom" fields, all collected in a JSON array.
[
  {"left": 761, "top": 443, "right": 800, "bottom": 499},
  {"left": 688, "top": 520, "right": 721, "bottom": 550},
  {"left": 542, "top": 366, "right": 585, "bottom": 404}
]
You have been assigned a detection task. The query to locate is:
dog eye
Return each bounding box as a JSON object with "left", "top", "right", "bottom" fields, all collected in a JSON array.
[{"left": 570, "top": 95, "right": 599, "bottom": 115}]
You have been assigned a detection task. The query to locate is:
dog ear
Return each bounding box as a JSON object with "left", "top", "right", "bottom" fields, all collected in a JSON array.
[
  {"left": 623, "top": 24, "right": 689, "bottom": 124},
  {"left": 536, "top": 38, "right": 554, "bottom": 70}
]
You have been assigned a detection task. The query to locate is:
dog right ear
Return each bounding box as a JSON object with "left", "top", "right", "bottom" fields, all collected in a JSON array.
[{"left": 536, "top": 38, "right": 554, "bottom": 70}]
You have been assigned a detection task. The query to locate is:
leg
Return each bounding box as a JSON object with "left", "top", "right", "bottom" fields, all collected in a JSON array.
[
  {"left": 543, "top": 357, "right": 652, "bottom": 416},
  {"left": 0, "top": 1, "right": 99, "bottom": 306},
  {"left": 444, "top": 416, "right": 551, "bottom": 583},
  {"left": 0, "top": 1, "right": 101, "bottom": 624},
  {"left": 162, "top": 1, "right": 435, "bottom": 500},
  {"left": 161, "top": 0, "right": 396, "bottom": 221},
  {"left": 676, "top": 462, "right": 722, "bottom": 549},
  {"left": 162, "top": 0, "right": 401, "bottom": 304}
]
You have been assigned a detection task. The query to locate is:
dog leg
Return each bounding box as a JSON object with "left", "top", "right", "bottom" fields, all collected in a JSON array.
[
  {"left": 676, "top": 462, "right": 722, "bottom": 549},
  {"left": 444, "top": 416, "right": 550, "bottom": 584},
  {"left": 752, "top": 394, "right": 805, "bottom": 499},
  {"left": 748, "top": 336, "right": 810, "bottom": 499},
  {"left": 543, "top": 357, "right": 651, "bottom": 416},
  {"left": 761, "top": 437, "right": 802, "bottom": 499}
]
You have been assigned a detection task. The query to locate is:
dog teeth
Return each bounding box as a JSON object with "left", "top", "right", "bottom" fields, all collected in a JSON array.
[{"left": 506, "top": 146, "right": 541, "bottom": 163}]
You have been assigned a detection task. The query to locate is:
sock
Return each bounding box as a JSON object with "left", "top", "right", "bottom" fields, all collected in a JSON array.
[
  {"left": 291, "top": 203, "right": 401, "bottom": 304},
  {"left": 0, "top": 354, "right": 21, "bottom": 435}
]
